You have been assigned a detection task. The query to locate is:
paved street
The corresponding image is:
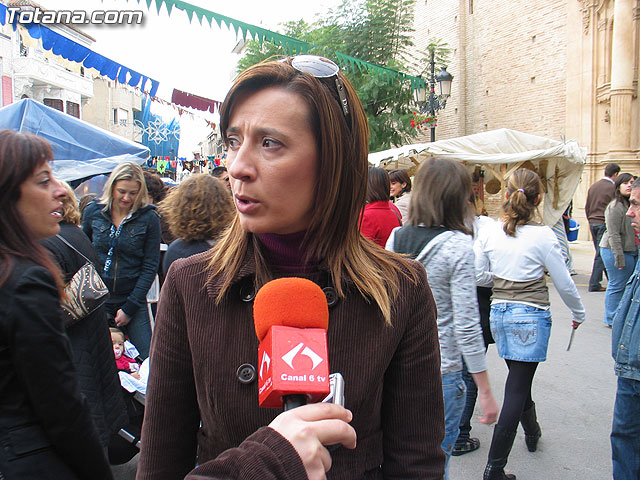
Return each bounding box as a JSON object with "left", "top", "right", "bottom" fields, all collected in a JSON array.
[
  {"left": 450, "top": 240, "right": 616, "bottom": 480},
  {"left": 113, "top": 240, "right": 618, "bottom": 480}
]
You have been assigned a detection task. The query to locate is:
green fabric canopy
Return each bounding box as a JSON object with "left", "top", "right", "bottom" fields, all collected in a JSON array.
[{"left": 131, "top": 0, "right": 426, "bottom": 91}]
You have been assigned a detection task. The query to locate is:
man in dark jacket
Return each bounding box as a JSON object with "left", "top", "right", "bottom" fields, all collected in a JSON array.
[{"left": 585, "top": 163, "right": 619, "bottom": 291}]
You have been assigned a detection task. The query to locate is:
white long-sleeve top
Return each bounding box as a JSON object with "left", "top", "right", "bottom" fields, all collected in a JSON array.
[
  {"left": 474, "top": 221, "right": 586, "bottom": 323},
  {"left": 474, "top": 215, "right": 496, "bottom": 288}
]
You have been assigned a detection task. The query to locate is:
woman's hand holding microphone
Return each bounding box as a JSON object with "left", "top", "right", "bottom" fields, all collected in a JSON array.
[{"left": 269, "top": 403, "right": 357, "bottom": 480}]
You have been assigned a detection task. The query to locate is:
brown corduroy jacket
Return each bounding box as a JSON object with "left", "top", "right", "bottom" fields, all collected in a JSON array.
[{"left": 137, "top": 246, "right": 445, "bottom": 480}]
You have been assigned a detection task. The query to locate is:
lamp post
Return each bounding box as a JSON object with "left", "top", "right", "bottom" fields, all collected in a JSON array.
[{"left": 414, "top": 49, "right": 453, "bottom": 142}]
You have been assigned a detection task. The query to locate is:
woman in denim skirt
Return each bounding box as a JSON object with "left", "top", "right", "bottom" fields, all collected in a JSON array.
[{"left": 474, "top": 168, "right": 586, "bottom": 480}]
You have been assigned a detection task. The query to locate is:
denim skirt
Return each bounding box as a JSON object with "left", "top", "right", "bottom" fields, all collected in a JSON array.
[{"left": 490, "top": 303, "right": 552, "bottom": 362}]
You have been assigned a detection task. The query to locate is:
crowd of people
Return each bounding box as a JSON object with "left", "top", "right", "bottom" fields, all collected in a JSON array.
[{"left": 1, "top": 54, "right": 639, "bottom": 480}]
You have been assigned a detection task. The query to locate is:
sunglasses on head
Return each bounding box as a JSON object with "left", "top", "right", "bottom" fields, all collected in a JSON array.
[{"left": 290, "top": 55, "right": 351, "bottom": 121}]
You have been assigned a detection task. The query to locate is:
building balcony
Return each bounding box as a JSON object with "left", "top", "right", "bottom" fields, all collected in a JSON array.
[{"left": 12, "top": 54, "right": 93, "bottom": 99}]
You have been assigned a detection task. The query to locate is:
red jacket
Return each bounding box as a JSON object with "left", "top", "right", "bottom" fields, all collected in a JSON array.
[
  {"left": 359, "top": 201, "right": 402, "bottom": 247},
  {"left": 115, "top": 354, "right": 138, "bottom": 373}
]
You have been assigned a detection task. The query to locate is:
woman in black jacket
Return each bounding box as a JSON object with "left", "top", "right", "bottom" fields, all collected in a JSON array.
[
  {"left": 0, "top": 130, "right": 113, "bottom": 480},
  {"left": 41, "top": 181, "right": 128, "bottom": 451}
]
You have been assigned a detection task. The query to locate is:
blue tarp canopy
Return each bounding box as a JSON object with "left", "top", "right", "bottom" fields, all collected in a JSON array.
[{"left": 0, "top": 99, "right": 150, "bottom": 182}]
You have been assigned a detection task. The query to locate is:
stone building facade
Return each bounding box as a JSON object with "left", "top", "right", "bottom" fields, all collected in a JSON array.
[
  {"left": 569, "top": 0, "right": 639, "bottom": 237},
  {"left": 82, "top": 77, "right": 143, "bottom": 144},
  {"left": 411, "top": 0, "right": 639, "bottom": 238}
]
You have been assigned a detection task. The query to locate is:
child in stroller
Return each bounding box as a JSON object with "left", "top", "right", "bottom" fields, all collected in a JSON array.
[
  {"left": 110, "top": 328, "right": 150, "bottom": 393},
  {"left": 108, "top": 328, "right": 149, "bottom": 464},
  {"left": 112, "top": 328, "right": 140, "bottom": 376}
]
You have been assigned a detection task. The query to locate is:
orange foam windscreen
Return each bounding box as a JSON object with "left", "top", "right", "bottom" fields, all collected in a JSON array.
[{"left": 253, "top": 277, "right": 329, "bottom": 342}]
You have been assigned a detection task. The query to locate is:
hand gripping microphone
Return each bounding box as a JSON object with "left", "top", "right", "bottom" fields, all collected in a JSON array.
[{"left": 254, "top": 277, "right": 331, "bottom": 410}]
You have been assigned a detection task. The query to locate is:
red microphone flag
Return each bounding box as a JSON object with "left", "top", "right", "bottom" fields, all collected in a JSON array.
[{"left": 254, "top": 278, "right": 331, "bottom": 408}]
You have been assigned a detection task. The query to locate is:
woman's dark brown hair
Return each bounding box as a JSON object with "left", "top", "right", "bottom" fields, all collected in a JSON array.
[
  {"left": 367, "top": 166, "right": 392, "bottom": 203},
  {"left": 614, "top": 172, "right": 634, "bottom": 208},
  {"left": 408, "top": 157, "right": 473, "bottom": 235},
  {"left": 0, "top": 130, "right": 64, "bottom": 294},
  {"left": 389, "top": 169, "right": 412, "bottom": 196},
  {"left": 209, "top": 57, "right": 418, "bottom": 324},
  {"left": 503, "top": 168, "right": 544, "bottom": 237},
  {"left": 79, "top": 193, "right": 98, "bottom": 218},
  {"left": 143, "top": 170, "right": 168, "bottom": 204}
]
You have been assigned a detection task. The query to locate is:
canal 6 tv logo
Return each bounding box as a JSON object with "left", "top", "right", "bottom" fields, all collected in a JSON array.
[{"left": 257, "top": 326, "right": 330, "bottom": 408}]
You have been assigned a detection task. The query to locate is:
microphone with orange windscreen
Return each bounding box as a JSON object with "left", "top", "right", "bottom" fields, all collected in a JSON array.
[{"left": 254, "top": 277, "right": 331, "bottom": 410}]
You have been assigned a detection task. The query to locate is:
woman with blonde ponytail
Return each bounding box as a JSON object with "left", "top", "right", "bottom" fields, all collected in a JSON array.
[{"left": 474, "top": 168, "right": 586, "bottom": 480}]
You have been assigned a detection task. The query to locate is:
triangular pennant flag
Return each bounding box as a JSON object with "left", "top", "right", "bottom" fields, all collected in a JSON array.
[
  {"left": 202, "top": 11, "right": 214, "bottom": 27},
  {"left": 164, "top": 0, "right": 175, "bottom": 15},
  {"left": 132, "top": 0, "right": 424, "bottom": 90},
  {"left": 185, "top": 7, "right": 195, "bottom": 23}
]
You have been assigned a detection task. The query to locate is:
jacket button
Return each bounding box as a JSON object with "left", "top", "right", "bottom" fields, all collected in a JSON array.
[
  {"left": 239, "top": 284, "right": 256, "bottom": 302},
  {"left": 236, "top": 363, "right": 257, "bottom": 384},
  {"left": 323, "top": 287, "right": 338, "bottom": 307}
]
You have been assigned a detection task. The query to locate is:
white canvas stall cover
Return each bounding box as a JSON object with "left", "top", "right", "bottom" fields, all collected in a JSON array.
[{"left": 368, "top": 128, "right": 586, "bottom": 226}]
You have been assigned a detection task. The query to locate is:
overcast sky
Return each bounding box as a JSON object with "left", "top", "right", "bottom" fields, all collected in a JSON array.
[{"left": 45, "top": 0, "right": 341, "bottom": 155}]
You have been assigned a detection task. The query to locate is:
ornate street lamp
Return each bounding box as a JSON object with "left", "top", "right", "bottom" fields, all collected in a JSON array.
[{"left": 414, "top": 50, "right": 453, "bottom": 142}]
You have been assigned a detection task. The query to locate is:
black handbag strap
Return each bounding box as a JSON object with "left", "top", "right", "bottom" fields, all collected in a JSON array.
[{"left": 55, "top": 234, "right": 93, "bottom": 265}]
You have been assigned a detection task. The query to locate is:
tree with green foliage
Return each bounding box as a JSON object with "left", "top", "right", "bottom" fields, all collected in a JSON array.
[{"left": 236, "top": 0, "right": 425, "bottom": 152}]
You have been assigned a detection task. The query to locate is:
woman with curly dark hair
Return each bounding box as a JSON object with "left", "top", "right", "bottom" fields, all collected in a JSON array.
[{"left": 159, "top": 173, "right": 235, "bottom": 275}]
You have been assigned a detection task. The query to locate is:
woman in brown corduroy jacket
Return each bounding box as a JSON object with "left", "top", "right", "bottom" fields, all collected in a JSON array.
[{"left": 137, "top": 56, "right": 445, "bottom": 480}]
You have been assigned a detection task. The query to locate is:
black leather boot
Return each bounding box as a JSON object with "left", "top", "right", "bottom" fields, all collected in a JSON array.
[
  {"left": 483, "top": 425, "right": 517, "bottom": 480},
  {"left": 520, "top": 402, "right": 541, "bottom": 452}
]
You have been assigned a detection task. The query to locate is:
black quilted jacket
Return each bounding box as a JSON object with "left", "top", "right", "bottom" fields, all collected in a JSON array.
[{"left": 42, "top": 222, "right": 128, "bottom": 446}]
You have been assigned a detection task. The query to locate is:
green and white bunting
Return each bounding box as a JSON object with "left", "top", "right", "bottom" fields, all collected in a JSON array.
[{"left": 128, "top": 0, "right": 426, "bottom": 90}]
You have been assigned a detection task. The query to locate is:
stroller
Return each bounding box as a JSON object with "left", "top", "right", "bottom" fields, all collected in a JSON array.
[
  {"left": 108, "top": 339, "right": 149, "bottom": 465},
  {"left": 107, "top": 280, "right": 158, "bottom": 465}
]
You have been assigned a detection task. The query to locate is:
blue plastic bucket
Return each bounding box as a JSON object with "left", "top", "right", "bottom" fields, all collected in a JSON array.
[{"left": 568, "top": 218, "right": 579, "bottom": 242}]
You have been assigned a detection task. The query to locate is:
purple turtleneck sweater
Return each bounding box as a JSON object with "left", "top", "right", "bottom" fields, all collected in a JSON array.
[{"left": 256, "top": 231, "right": 320, "bottom": 275}]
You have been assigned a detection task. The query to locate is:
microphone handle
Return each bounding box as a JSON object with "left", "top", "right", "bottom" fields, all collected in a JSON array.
[
  {"left": 283, "top": 393, "right": 340, "bottom": 453},
  {"left": 283, "top": 394, "right": 308, "bottom": 411}
]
